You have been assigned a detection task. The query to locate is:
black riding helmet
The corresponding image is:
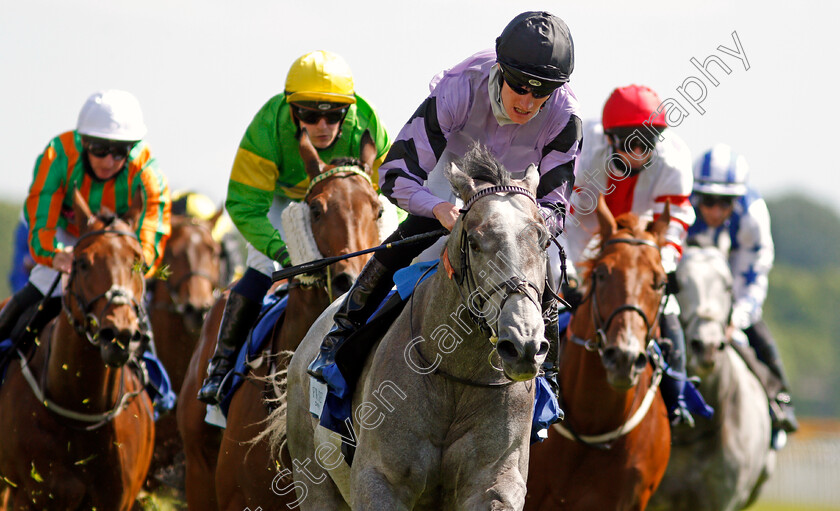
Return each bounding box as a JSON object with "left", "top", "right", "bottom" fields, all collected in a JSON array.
[{"left": 496, "top": 11, "right": 574, "bottom": 94}]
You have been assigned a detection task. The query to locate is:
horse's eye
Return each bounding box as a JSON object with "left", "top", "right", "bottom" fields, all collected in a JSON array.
[
  {"left": 468, "top": 235, "right": 480, "bottom": 252},
  {"left": 310, "top": 203, "right": 323, "bottom": 223},
  {"left": 377, "top": 206, "right": 384, "bottom": 219},
  {"left": 75, "top": 258, "right": 91, "bottom": 272}
]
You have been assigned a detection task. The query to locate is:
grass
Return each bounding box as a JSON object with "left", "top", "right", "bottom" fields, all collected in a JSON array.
[{"left": 751, "top": 502, "right": 840, "bottom": 511}]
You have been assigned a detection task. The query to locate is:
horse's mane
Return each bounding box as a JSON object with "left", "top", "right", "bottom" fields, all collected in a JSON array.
[
  {"left": 328, "top": 156, "right": 364, "bottom": 168},
  {"left": 457, "top": 144, "right": 511, "bottom": 186},
  {"left": 577, "top": 212, "right": 648, "bottom": 281}
]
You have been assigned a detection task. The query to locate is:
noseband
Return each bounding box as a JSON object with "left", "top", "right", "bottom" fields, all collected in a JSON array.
[
  {"left": 571, "top": 237, "right": 666, "bottom": 353},
  {"left": 63, "top": 228, "right": 150, "bottom": 350},
  {"left": 411, "top": 185, "right": 545, "bottom": 387}
]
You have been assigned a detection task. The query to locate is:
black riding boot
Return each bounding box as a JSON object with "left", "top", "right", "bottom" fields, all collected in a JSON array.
[
  {"left": 660, "top": 311, "right": 694, "bottom": 427},
  {"left": 197, "top": 291, "right": 262, "bottom": 405},
  {"left": 307, "top": 257, "right": 390, "bottom": 382},
  {"left": 0, "top": 283, "right": 44, "bottom": 342},
  {"left": 746, "top": 322, "right": 799, "bottom": 433}
]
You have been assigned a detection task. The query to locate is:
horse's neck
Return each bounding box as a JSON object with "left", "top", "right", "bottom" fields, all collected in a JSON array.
[
  {"left": 561, "top": 303, "right": 646, "bottom": 425},
  {"left": 274, "top": 285, "right": 330, "bottom": 353},
  {"left": 45, "top": 316, "right": 123, "bottom": 412}
]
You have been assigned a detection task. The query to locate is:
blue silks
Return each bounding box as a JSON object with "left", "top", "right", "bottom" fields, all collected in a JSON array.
[
  {"left": 141, "top": 350, "right": 176, "bottom": 420},
  {"left": 218, "top": 293, "right": 289, "bottom": 415},
  {"left": 531, "top": 376, "right": 562, "bottom": 443}
]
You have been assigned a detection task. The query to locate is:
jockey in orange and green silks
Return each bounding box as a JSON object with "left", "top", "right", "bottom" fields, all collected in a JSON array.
[
  {"left": 26, "top": 130, "right": 170, "bottom": 277},
  {"left": 0, "top": 89, "right": 171, "bottom": 348}
]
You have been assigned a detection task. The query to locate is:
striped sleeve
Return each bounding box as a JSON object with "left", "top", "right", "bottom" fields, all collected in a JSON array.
[
  {"left": 537, "top": 112, "right": 582, "bottom": 233},
  {"left": 132, "top": 148, "right": 171, "bottom": 276},
  {"left": 652, "top": 146, "right": 695, "bottom": 273},
  {"left": 24, "top": 134, "right": 75, "bottom": 267}
]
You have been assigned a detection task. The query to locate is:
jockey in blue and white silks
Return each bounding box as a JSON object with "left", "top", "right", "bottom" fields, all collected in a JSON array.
[{"left": 688, "top": 143, "right": 798, "bottom": 436}]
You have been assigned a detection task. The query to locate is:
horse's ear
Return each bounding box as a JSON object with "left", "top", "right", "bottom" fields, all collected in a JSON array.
[
  {"left": 516, "top": 163, "right": 540, "bottom": 196},
  {"left": 646, "top": 200, "right": 671, "bottom": 246},
  {"left": 359, "top": 130, "right": 377, "bottom": 176},
  {"left": 72, "top": 188, "right": 95, "bottom": 233},
  {"left": 595, "top": 193, "right": 616, "bottom": 247},
  {"left": 299, "top": 128, "right": 325, "bottom": 179},
  {"left": 446, "top": 161, "right": 476, "bottom": 200},
  {"left": 209, "top": 206, "right": 225, "bottom": 231},
  {"left": 124, "top": 187, "right": 145, "bottom": 230}
]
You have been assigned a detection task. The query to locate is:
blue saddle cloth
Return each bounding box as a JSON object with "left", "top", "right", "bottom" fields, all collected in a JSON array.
[
  {"left": 318, "top": 260, "right": 563, "bottom": 445},
  {"left": 218, "top": 293, "right": 289, "bottom": 416},
  {"left": 1, "top": 336, "right": 176, "bottom": 421}
]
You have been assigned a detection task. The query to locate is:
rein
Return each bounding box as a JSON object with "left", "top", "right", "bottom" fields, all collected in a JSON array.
[
  {"left": 20, "top": 227, "right": 152, "bottom": 429},
  {"left": 411, "top": 184, "right": 545, "bottom": 388},
  {"left": 295, "top": 165, "right": 375, "bottom": 298},
  {"left": 557, "top": 235, "right": 667, "bottom": 448}
]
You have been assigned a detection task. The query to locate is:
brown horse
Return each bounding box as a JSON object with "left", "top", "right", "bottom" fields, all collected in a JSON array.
[
  {"left": 0, "top": 189, "right": 155, "bottom": 510},
  {"left": 146, "top": 212, "right": 223, "bottom": 488},
  {"left": 177, "top": 131, "right": 384, "bottom": 511},
  {"left": 525, "top": 197, "right": 672, "bottom": 511}
]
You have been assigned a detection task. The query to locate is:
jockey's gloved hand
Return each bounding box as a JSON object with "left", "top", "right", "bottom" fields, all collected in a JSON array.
[
  {"left": 560, "top": 276, "right": 582, "bottom": 311},
  {"left": 665, "top": 271, "right": 680, "bottom": 296},
  {"left": 671, "top": 397, "right": 695, "bottom": 428},
  {"left": 273, "top": 247, "right": 292, "bottom": 268}
]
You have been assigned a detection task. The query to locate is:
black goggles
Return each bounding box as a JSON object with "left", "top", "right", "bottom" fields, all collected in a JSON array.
[
  {"left": 84, "top": 139, "right": 134, "bottom": 160},
  {"left": 608, "top": 132, "right": 657, "bottom": 153},
  {"left": 292, "top": 105, "right": 348, "bottom": 125},
  {"left": 500, "top": 66, "right": 559, "bottom": 99},
  {"left": 698, "top": 194, "right": 735, "bottom": 208}
]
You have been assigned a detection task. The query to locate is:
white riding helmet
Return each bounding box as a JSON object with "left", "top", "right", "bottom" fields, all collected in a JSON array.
[
  {"left": 692, "top": 144, "right": 749, "bottom": 196},
  {"left": 76, "top": 90, "right": 147, "bottom": 142}
]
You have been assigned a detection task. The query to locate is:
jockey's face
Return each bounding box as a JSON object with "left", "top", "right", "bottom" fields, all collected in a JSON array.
[
  {"left": 292, "top": 104, "right": 347, "bottom": 149},
  {"left": 608, "top": 134, "right": 655, "bottom": 171},
  {"left": 86, "top": 149, "right": 128, "bottom": 180},
  {"left": 698, "top": 195, "right": 735, "bottom": 227},
  {"left": 501, "top": 80, "right": 551, "bottom": 124}
]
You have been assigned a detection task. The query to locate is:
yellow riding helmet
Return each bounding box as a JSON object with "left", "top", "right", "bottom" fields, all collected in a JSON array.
[{"left": 285, "top": 50, "right": 356, "bottom": 105}]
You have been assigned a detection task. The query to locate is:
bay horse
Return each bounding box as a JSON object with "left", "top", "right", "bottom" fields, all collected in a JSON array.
[
  {"left": 177, "top": 130, "right": 385, "bottom": 510},
  {"left": 648, "top": 246, "right": 773, "bottom": 511},
  {"left": 275, "top": 146, "right": 550, "bottom": 510},
  {"left": 525, "top": 196, "right": 671, "bottom": 511},
  {"left": 0, "top": 189, "right": 155, "bottom": 510},
  {"left": 146, "top": 212, "right": 223, "bottom": 487}
]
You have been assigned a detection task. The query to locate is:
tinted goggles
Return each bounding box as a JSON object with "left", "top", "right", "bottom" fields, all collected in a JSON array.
[
  {"left": 698, "top": 194, "right": 735, "bottom": 208},
  {"left": 292, "top": 105, "right": 348, "bottom": 125},
  {"left": 500, "top": 67, "right": 557, "bottom": 99},
  {"left": 85, "top": 139, "right": 134, "bottom": 160},
  {"left": 609, "top": 132, "right": 656, "bottom": 153}
]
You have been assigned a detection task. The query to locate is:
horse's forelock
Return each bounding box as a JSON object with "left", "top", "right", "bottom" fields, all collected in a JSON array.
[
  {"left": 458, "top": 145, "right": 510, "bottom": 187},
  {"left": 327, "top": 156, "right": 363, "bottom": 169}
]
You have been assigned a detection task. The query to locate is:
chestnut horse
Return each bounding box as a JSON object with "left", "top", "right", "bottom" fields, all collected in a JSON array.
[
  {"left": 177, "top": 131, "right": 385, "bottom": 510},
  {"left": 0, "top": 189, "right": 155, "bottom": 510},
  {"left": 146, "top": 212, "right": 223, "bottom": 487},
  {"left": 525, "top": 197, "right": 672, "bottom": 511}
]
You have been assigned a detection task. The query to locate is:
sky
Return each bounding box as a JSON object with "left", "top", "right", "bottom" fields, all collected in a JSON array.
[{"left": 2, "top": 0, "right": 838, "bottom": 214}]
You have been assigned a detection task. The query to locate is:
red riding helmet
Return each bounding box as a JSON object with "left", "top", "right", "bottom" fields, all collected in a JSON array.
[{"left": 602, "top": 85, "right": 667, "bottom": 131}]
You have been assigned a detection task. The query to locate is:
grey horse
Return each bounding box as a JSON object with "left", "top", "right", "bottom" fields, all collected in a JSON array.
[
  {"left": 649, "top": 246, "right": 774, "bottom": 511},
  {"left": 269, "top": 148, "right": 550, "bottom": 510}
]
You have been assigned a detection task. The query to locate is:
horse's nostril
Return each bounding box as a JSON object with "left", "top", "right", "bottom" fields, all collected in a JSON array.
[
  {"left": 690, "top": 339, "right": 704, "bottom": 354},
  {"left": 99, "top": 328, "right": 116, "bottom": 343},
  {"left": 602, "top": 346, "right": 619, "bottom": 366},
  {"left": 717, "top": 342, "right": 726, "bottom": 351},
  {"left": 537, "top": 341, "right": 550, "bottom": 356},
  {"left": 634, "top": 352, "right": 647, "bottom": 370},
  {"left": 496, "top": 340, "right": 519, "bottom": 360}
]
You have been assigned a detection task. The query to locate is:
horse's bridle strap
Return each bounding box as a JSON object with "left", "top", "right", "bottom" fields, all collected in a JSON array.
[
  {"left": 461, "top": 185, "right": 536, "bottom": 212},
  {"left": 305, "top": 165, "right": 372, "bottom": 197}
]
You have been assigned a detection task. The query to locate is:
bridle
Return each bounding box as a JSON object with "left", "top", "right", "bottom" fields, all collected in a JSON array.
[
  {"left": 17, "top": 225, "right": 153, "bottom": 429},
  {"left": 411, "top": 184, "right": 545, "bottom": 387},
  {"left": 150, "top": 221, "right": 220, "bottom": 316},
  {"left": 294, "top": 164, "right": 377, "bottom": 300},
  {"left": 570, "top": 236, "right": 666, "bottom": 354},
  {"left": 63, "top": 228, "right": 151, "bottom": 350}
]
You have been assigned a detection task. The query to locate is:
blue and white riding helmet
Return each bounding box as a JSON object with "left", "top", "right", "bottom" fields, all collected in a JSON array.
[{"left": 693, "top": 143, "right": 750, "bottom": 197}]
